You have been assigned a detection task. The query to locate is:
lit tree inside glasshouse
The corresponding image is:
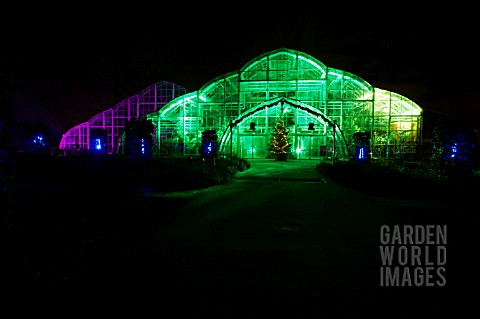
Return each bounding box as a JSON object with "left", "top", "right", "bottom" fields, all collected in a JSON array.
[
  {"left": 270, "top": 119, "right": 291, "bottom": 161},
  {"left": 59, "top": 48, "right": 423, "bottom": 161}
]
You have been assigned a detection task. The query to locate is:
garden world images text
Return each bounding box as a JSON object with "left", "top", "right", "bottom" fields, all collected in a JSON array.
[{"left": 379, "top": 225, "right": 447, "bottom": 287}]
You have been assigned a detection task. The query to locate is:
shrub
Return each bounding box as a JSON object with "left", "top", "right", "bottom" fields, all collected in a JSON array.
[
  {"left": 315, "top": 159, "right": 469, "bottom": 200},
  {"left": 13, "top": 154, "right": 252, "bottom": 194}
]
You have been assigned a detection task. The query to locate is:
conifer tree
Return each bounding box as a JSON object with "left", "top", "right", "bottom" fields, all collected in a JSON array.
[{"left": 270, "top": 119, "right": 290, "bottom": 161}]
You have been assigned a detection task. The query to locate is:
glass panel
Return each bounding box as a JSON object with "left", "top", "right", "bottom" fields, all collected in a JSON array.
[
  {"left": 240, "top": 135, "right": 267, "bottom": 159},
  {"left": 295, "top": 135, "right": 324, "bottom": 159}
]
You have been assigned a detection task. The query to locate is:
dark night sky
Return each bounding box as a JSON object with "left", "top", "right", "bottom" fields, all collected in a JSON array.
[{"left": 4, "top": 8, "right": 480, "bottom": 146}]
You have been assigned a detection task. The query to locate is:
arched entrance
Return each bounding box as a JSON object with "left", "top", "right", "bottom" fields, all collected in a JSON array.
[{"left": 219, "top": 97, "right": 349, "bottom": 160}]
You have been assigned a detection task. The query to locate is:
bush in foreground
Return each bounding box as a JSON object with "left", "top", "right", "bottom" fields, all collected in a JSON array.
[
  {"left": 13, "top": 154, "right": 251, "bottom": 193},
  {"left": 316, "top": 159, "right": 478, "bottom": 201}
]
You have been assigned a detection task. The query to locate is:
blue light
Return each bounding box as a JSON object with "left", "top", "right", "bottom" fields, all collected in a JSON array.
[
  {"left": 200, "top": 129, "right": 218, "bottom": 159},
  {"left": 95, "top": 138, "right": 102, "bottom": 150},
  {"left": 33, "top": 135, "right": 45, "bottom": 146},
  {"left": 141, "top": 138, "right": 145, "bottom": 154},
  {"left": 451, "top": 143, "right": 457, "bottom": 158},
  {"left": 358, "top": 146, "right": 365, "bottom": 159}
]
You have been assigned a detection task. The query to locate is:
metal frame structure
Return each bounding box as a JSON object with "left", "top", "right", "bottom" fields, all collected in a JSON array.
[
  {"left": 145, "top": 48, "right": 422, "bottom": 160},
  {"left": 58, "top": 81, "right": 188, "bottom": 154}
]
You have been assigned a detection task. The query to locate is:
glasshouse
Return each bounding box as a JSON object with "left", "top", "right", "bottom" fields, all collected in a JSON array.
[
  {"left": 58, "top": 81, "right": 188, "bottom": 155},
  {"left": 59, "top": 47, "right": 423, "bottom": 160}
]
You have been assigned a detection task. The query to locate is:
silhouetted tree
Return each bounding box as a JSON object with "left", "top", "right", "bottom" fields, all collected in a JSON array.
[
  {"left": 1, "top": 55, "right": 17, "bottom": 228},
  {"left": 200, "top": 130, "right": 218, "bottom": 159},
  {"left": 123, "top": 118, "right": 154, "bottom": 157},
  {"left": 430, "top": 113, "right": 480, "bottom": 178},
  {"left": 352, "top": 131, "right": 371, "bottom": 161},
  {"left": 22, "top": 121, "right": 52, "bottom": 154}
]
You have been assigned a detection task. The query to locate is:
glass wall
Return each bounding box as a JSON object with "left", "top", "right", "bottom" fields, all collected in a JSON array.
[
  {"left": 59, "top": 81, "right": 188, "bottom": 154},
  {"left": 145, "top": 48, "right": 422, "bottom": 160}
]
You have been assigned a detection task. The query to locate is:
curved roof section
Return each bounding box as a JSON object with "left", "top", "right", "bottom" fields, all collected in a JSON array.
[
  {"left": 239, "top": 47, "right": 327, "bottom": 80},
  {"left": 153, "top": 47, "right": 421, "bottom": 120},
  {"left": 59, "top": 80, "right": 188, "bottom": 151}
]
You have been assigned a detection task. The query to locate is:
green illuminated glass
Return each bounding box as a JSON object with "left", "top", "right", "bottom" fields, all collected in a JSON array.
[{"left": 146, "top": 48, "right": 423, "bottom": 160}]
